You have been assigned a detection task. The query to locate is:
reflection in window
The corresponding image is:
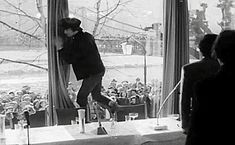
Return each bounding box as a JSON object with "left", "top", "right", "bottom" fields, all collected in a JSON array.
[{"left": 188, "top": 0, "right": 235, "bottom": 61}]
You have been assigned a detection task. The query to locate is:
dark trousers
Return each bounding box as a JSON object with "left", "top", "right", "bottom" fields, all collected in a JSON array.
[{"left": 76, "top": 72, "right": 111, "bottom": 109}]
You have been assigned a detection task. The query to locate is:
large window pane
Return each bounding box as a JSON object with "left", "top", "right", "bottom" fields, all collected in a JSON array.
[
  {"left": 188, "top": 0, "right": 235, "bottom": 61},
  {"left": 0, "top": 0, "right": 48, "bottom": 128},
  {"left": 68, "top": 0, "right": 163, "bottom": 119}
]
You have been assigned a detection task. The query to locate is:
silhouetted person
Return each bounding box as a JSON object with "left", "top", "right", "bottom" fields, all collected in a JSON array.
[
  {"left": 179, "top": 34, "right": 220, "bottom": 134},
  {"left": 185, "top": 30, "right": 235, "bottom": 145},
  {"left": 57, "top": 18, "right": 118, "bottom": 121}
]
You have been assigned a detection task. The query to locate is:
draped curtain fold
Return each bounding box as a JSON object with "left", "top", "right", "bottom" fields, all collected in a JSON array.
[
  {"left": 161, "top": 0, "right": 189, "bottom": 116},
  {"left": 47, "top": 0, "right": 74, "bottom": 126}
]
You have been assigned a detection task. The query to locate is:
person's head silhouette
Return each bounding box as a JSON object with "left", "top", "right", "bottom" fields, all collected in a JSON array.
[
  {"left": 213, "top": 30, "right": 235, "bottom": 65},
  {"left": 199, "top": 34, "right": 218, "bottom": 58}
]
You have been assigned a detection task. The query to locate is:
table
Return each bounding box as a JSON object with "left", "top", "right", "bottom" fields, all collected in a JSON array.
[{"left": 3, "top": 117, "right": 186, "bottom": 145}]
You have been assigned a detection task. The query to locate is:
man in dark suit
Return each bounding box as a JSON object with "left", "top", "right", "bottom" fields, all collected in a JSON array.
[
  {"left": 57, "top": 18, "right": 118, "bottom": 120},
  {"left": 185, "top": 30, "right": 235, "bottom": 145},
  {"left": 179, "top": 34, "right": 220, "bottom": 134}
]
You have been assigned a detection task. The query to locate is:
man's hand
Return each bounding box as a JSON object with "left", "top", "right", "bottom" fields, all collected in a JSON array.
[
  {"left": 73, "top": 102, "right": 80, "bottom": 108},
  {"left": 55, "top": 37, "right": 63, "bottom": 50}
]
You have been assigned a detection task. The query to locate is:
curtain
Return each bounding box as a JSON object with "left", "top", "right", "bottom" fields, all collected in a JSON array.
[
  {"left": 47, "top": 0, "right": 74, "bottom": 126},
  {"left": 161, "top": 0, "right": 189, "bottom": 116}
]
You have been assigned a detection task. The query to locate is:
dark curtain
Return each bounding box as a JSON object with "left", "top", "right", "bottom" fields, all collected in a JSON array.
[
  {"left": 161, "top": 0, "right": 189, "bottom": 116},
  {"left": 47, "top": 0, "right": 74, "bottom": 126}
]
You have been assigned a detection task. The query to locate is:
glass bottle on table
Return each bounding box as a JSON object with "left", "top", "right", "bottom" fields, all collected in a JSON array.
[{"left": 78, "top": 109, "right": 85, "bottom": 133}]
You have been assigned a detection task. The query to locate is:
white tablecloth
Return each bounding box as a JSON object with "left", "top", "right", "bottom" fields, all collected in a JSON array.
[{"left": 3, "top": 117, "right": 186, "bottom": 145}]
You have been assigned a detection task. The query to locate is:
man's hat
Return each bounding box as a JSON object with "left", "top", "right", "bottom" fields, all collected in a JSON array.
[{"left": 60, "top": 17, "right": 81, "bottom": 30}]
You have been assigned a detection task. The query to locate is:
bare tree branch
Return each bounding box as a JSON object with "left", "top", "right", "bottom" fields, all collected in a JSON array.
[
  {"left": 0, "top": 57, "right": 48, "bottom": 71},
  {"left": 92, "top": 0, "right": 102, "bottom": 35},
  {"left": 0, "top": 9, "right": 40, "bottom": 21},
  {"left": 31, "top": 51, "right": 47, "bottom": 63},
  {"left": 100, "top": 0, "right": 121, "bottom": 19},
  {"left": 0, "top": 1, "right": 47, "bottom": 46},
  {"left": 86, "top": 7, "right": 143, "bottom": 31},
  {"left": 72, "top": 12, "right": 140, "bottom": 35},
  {"left": 3, "top": 0, "right": 42, "bottom": 28},
  {"left": 0, "top": 20, "right": 42, "bottom": 41},
  {"left": 33, "top": 26, "right": 41, "bottom": 37},
  {"left": 35, "top": 0, "right": 46, "bottom": 33}
]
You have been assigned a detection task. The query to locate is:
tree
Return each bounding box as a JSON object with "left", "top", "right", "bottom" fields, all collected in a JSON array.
[
  {"left": 91, "top": 0, "right": 132, "bottom": 36},
  {"left": 0, "top": 0, "right": 133, "bottom": 69},
  {"left": 189, "top": 2, "right": 212, "bottom": 47},
  {"left": 71, "top": 0, "right": 133, "bottom": 37},
  {"left": 0, "top": 0, "right": 47, "bottom": 71},
  {"left": 0, "top": 0, "right": 46, "bottom": 46},
  {"left": 70, "top": 0, "right": 137, "bottom": 54},
  {"left": 217, "top": 0, "right": 234, "bottom": 30}
]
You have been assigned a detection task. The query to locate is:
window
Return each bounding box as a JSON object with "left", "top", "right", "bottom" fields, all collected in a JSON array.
[
  {"left": 188, "top": 0, "right": 235, "bottom": 61},
  {"left": 0, "top": 0, "right": 165, "bottom": 124},
  {"left": 68, "top": 0, "right": 164, "bottom": 119},
  {"left": 0, "top": 0, "right": 48, "bottom": 128}
]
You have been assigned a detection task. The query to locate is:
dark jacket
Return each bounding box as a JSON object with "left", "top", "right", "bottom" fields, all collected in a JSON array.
[
  {"left": 59, "top": 31, "right": 105, "bottom": 80},
  {"left": 179, "top": 57, "right": 220, "bottom": 130},
  {"left": 185, "top": 64, "right": 234, "bottom": 145}
]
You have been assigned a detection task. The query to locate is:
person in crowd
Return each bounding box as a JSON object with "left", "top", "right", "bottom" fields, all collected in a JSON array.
[
  {"left": 108, "top": 79, "right": 118, "bottom": 90},
  {"left": 179, "top": 34, "right": 220, "bottom": 134},
  {"left": 128, "top": 89, "right": 140, "bottom": 105},
  {"left": 57, "top": 18, "right": 118, "bottom": 120},
  {"left": 132, "top": 77, "right": 142, "bottom": 89},
  {"left": 185, "top": 30, "right": 235, "bottom": 145},
  {"left": 37, "top": 99, "right": 48, "bottom": 111},
  {"left": 21, "top": 85, "right": 31, "bottom": 94}
]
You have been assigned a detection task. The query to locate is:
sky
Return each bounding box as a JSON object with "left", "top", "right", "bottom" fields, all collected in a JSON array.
[
  {"left": 68, "top": 0, "right": 235, "bottom": 34},
  {"left": 1, "top": 0, "right": 234, "bottom": 36},
  {"left": 189, "top": 0, "right": 235, "bottom": 33},
  {"left": 68, "top": 0, "right": 163, "bottom": 32}
]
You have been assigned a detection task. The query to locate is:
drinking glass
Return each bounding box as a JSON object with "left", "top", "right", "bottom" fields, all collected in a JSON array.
[
  {"left": 71, "top": 120, "right": 76, "bottom": 125},
  {"left": 128, "top": 113, "right": 138, "bottom": 120},
  {"left": 75, "top": 117, "right": 79, "bottom": 124},
  {"left": 125, "top": 115, "right": 131, "bottom": 122}
]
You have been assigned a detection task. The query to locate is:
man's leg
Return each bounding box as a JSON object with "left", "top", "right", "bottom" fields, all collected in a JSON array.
[
  {"left": 76, "top": 81, "right": 92, "bottom": 108},
  {"left": 76, "top": 75, "right": 101, "bottom": 122},
  {"left": 91, "top": 80, "right": 111, "bottom": 107},
  {"left": 76, "top": 72, "right": 106, "bottom": 106},
  {"left": 76, "top": 72, "right": 107, "bottom": 121},
  {"left": 91, "top": 77, "right": 119, "bottom": 115}
]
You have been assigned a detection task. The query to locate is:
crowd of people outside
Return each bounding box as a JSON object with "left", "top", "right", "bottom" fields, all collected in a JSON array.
[
  {"left": 0, "top": 76, "right": 162, "bottom": 125},
  {"left": 0, "top": 85, "right": 48, "bottom": 128},
  {"left": 68, "top": 77, "right": 162, "bottom": 120},
  {"left": 102, "top": 78, "right": 152, "bottom": 106}
]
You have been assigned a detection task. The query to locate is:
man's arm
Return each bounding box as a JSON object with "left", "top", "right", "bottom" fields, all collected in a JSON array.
[
  {"left": 179, "top": 67, "right": 191, "bottom": 133},
  {"left": 58, "top": 38, "right": 86, "bottom": 64},
  {"left": 56, "top": 36, "right": 73, "bottom": 63}
]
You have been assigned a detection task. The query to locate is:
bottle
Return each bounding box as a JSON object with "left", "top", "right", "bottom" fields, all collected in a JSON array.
[{"left": 78, "top": 109, "right": 85, "bottom": 133}]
